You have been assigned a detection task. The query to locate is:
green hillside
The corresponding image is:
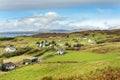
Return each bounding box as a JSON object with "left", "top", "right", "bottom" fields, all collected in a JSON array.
[{"left": 0, "top": 30, "right": 120, "bottom": 80}]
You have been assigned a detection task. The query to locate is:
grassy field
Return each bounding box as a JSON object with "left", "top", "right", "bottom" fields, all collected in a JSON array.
[
  {"left": 0, "top": 30, "right": 120, "bottom": 80},
  {"left": 44, "top": 50, "right": 118, "bottom": 62},
  {"left": 0, "top": 57, "right": 120, "bottom": 80}
]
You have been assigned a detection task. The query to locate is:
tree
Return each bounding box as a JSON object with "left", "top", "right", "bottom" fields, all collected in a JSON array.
[
  {"left": 66, "top": 35, "right": 69, "bottom": 38},
  {"left": 65, "top": 42, "right": 69, "bottom": 46},
  {"left": 36, "top": 42, "right": 40, "bottom": 44},
  {"left": 83, "top": 33, "right": 89, "bottom": 36},
  {"left": 74, "top": 43, "right": 84, "bottom": 47},
  {"left": 0, "top": 64, "right": 6, "bottom": 71},
  {"left": 41, "top": 41, "right": 44, "bottom": 44},
  {"left": 51, "top": 40, "right": 56, "bottom": 44}
]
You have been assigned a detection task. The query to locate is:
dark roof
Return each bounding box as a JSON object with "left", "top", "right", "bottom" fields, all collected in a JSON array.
[
  {"left": 4, "top": 62, "right": 16, "bottom": 67},
  {"left": 57, "top": 47, "right": 64, "bottom": 51},
  {"left": 25, "top": 57, "right": 38, "bottom": 60},
  {"left": 7, "top": 46, "right": 16, "bottom": 50}
]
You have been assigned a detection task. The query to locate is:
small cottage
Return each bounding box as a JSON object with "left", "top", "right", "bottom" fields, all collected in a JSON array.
[
  {"left": 39, "top": 43, "right": 45, "bottom": 47},
  {"left": 88, "top": 39, "right": 96, "bottom": 44},
  {"left": 36, "top": 41, "right": 50, "bottom": 47},
  {"left": 83, "top": 36, "right": 88, "bottom": 40},
  {"left": 36, "top": 43, "right": 40, "bottom": 47},
  {"left": 5, "top": 46, "right": 17, "bottom": 53},
  {"left": 23, "top": 57, "right": 39, "bottom": 65},
  {"left": 49, "top": 44, "right": 54, "bottom": 47},
  {"left": 44, "top": 42, "right": 50, "bottom": 46},
  {"left": 57, "top": 48, "right": 65, "bottom": 55},
  {"left": 3, "top": 62, "right": 16, "bottom": 71}
]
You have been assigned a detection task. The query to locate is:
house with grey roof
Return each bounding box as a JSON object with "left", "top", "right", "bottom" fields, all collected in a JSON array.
[
  {"left": 57, "top": 48, "right": 65, "bottom": 55},
  {"left": 4, "top": 62, "right": 16, "bottom": 71},
  {"left": 5, "top": 46, "right": 17, "bottom": 53}
]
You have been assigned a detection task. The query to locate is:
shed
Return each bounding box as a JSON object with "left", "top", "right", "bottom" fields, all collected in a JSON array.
[
  {"left": 4, "top": 62, "right": 16, "bottom": 71},
  {"left": 57, "top": 48, "right": 65, "bottom": 55},
  {"left": 23, "top": 57, "right": 39, "bottom": 65},
  {"left": 88, "top": 39, "right": 96, "bottom": 44}
]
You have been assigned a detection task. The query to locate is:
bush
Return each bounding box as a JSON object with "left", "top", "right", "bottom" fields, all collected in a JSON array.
[
  {"left": 50, "top": 40, "right": 56, "bottom": 45},
  {"left": 0, "top": 37, "right": 14, "bottom": 41},
  {"left": 58, "top": 67, "right": 120, "bottom": 80},
  {"left": 36, "top": 42, "right": 40, "bottom": 44},
  {"left": 109, "top": 37, "right": 120, "bottom": 42},
  {"left": 96, "top": 40, "right": 105, "bottom": 44},
  {"left": 83, "top": 33, "right": 89, "bottom": 36},
  {"left": 73, "top": 43, "right": 84, "bottom": 47},
  {"left": 34, "top": 49, "right": 48, "bottom": 57},
  {"left": 51, "top": 40, "right": 56, "bottom": 44},
  {"left": 0, "top": 64, "right": 6, "bottom": 71},
  {"left": 64, "top": 42, "right": 69, "bottom": 46},
  {"left": 41, "top": 76, "right": 52, "bottom": 80},
  {"left": 26, "top": 49, "right": 39, "bottom": 54},
  {"left": 64, "top": 42, "right": 71, "bottom": 48}
]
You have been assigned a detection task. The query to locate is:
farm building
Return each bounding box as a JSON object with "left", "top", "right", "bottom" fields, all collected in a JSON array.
[
  {"left": 36, "top": 41, "right": 50, "bottom": 47},
  {"left": 23, "top": 57, "right": 39, "bottom": 65},
  {"left": 5, "top": 46, "right": 17, "bottom": 53},
  {"left": 57, "top": 48, "right": 65, "bottom": 55},
  {"left": 82, "top": 36, "right": 88, "bottom": 40},
  {"left": 36, "top": 42, "right": 40, "bottom": 47},
  {"left": 3, "top": 62, "right": 16, "bottom": 71},
  {"left": 88, "top": 39, "right": 96, "bottom": 44}
]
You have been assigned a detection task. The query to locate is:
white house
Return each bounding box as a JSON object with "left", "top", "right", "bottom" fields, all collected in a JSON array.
[
  {"left": 36, "top": 43, "right": 45, "bottom": 47},
  {"left": 49, "top": 44, "right": 54, "bottom": 47},
  {"left": 57, "top": 48, "right": 65, "bottom": 55},
  {"left": 5, "top": 46, "right": 17, "bottom": 53},
  {"left": 88, "top": 39, "right": 96, "bottom": 44},
  {"left": 4, "top": 62, "right": 16, "bottom": 70},
  {"left": 83, "top": 36, "right": 88, "bottom": 40},
  {"left": 36, "top": 41, "right": 50, "bottom": 48},
  {"left": 44, "top": 42, "right": 50, "bottom": 46},
  {"left": 36, "top": 43, "right": 40, "bottom": 47}
]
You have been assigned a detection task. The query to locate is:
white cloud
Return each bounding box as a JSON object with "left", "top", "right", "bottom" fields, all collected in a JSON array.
[
  {"left": 0, "top": 12, "right": 66, "bottom": 32},
  {"left": 68, "top": 19, "right": 120, "bottom": 30},
  {"left": 0, "top": 12, "right": 120, "bottom": 32}
]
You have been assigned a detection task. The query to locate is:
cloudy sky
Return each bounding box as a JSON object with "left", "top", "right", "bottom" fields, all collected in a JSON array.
[{"left": 0, "top": 0, "right": 120, "bottom": 32}]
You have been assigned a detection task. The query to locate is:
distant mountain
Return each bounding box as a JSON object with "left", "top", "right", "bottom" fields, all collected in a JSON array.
[
  {"left": 37, "top": 29, "right": 71, "bottom": 33},
  {"left": 32, "top": 29, "right": 120, "bottom": 38},
  {"left": 2, "top": 28, "right": 120, "bottom": 35},
  {"left": 0, "top": 31, "right": 38, "bottom": 34},
  {"left": 50, "top": 29, "right": 71, "bottom": 33}
]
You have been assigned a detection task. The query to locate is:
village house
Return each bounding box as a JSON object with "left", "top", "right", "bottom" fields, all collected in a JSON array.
[
  {"left": 73, "top": 38, "right": 79, "bottom": 42},
  {"left": 39, "top": 43, "right": 45, "bottom": 47},
  {"left": 3, "top": 62, "right": 16, "bottom": 71},
  {"left": 49, "top": 44, "right": 55, "bottom": 47},
  {"left": 36, "top": 41, "right": 50, "bottom": 47},
  {"left": 23, "top": 57, "right": 39, "bottom": 65},
  {"left": 88, "top": 39, "right": 96, "bottom": 44},
  {"left": 36, "top": 42, "right": 40, "bottom": 47},
  {"left": 36, "top": 42, "right": 45, "bottom": 47},
  {"left": 57, "top": 48, "right": 65, "bottom": 55},
  {"left": 82, "top": 36, "right": 88, "bottom": 40},
  {"left": 44, "top": 42, "right": 50, "bottom": 46},
  {"left": 5, "top": 46, "right": 17, "bottom": 53}
]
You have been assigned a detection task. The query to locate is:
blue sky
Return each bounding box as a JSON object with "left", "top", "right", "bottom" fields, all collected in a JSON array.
[
  {"left": 0, "top": 0, "right": 120, "bottom": 32},
  {"left": 1, "top": 7, "right": 120, "bottom": 20}
]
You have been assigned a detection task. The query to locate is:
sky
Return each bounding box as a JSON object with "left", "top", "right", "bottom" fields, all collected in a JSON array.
[{"left": 0, "top": 0, "right": 120, "bottom": 32}]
